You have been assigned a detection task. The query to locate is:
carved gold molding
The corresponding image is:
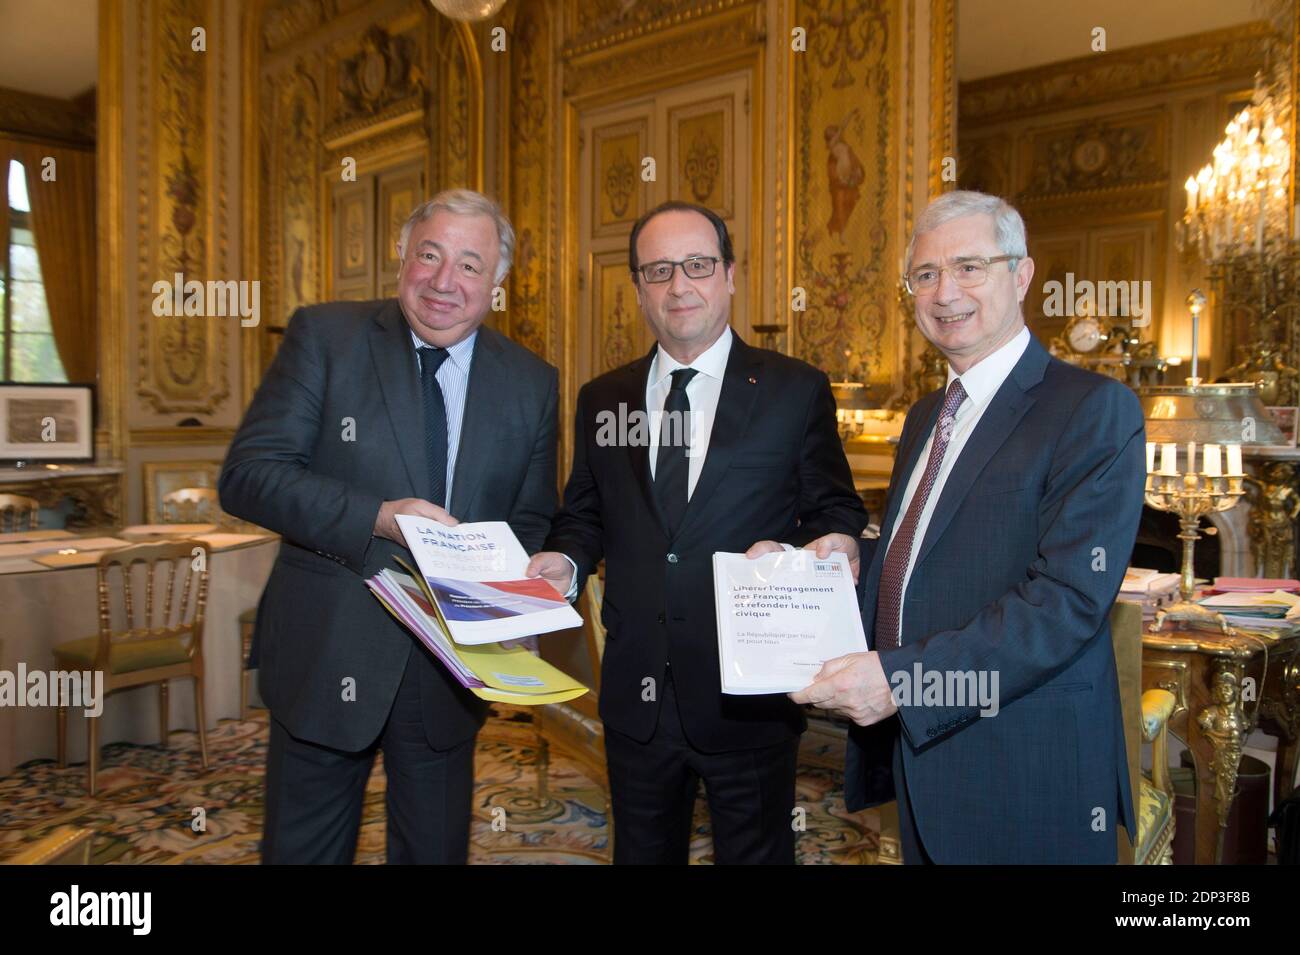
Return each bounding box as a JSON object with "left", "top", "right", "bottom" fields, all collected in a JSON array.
[
  {"left": 129, "top": 426, "right": 237, "bottom": 446},
  {"left": 0, "top": 86, "right": 95, "bottom": 147},
  {"left": 98, "top": 0, "right": 126, "bottom": 460},
  {"left": 135, "top": 0, "right": 232, "bottom": 417},
  {"left": 563, "top": 0, "right": 755, "bottom": 59},
  {"left": 959, "top": 21, "right": 1277, "bottom": 125},
  {"left": 563, "top": 3, "right": 765, "bottom": 100},
  {"left": 927, "top": 0, "right": 954, "bottom": 200}
]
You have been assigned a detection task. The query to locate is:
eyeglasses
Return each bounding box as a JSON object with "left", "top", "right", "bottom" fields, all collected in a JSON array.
[
  {"left": 635, "top": 256, "right": 720, "bottom": 284},
  {"left": 904, "top": 255, "right": 1018, "bottom": 295}
]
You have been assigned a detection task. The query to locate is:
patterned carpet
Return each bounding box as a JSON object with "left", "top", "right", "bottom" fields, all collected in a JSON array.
[{"left": 0, "top": 707, "right": 880, "bottom": 864}]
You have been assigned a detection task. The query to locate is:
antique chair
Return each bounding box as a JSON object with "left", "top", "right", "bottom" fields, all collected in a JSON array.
[
  {"left": 0, "top": 492, "right": 40, "bottom": 532},
  {"left": 5, "top": 826, "right": 95, "bottom": 864},
  {"left": 160, "top": 486, "right": 221, "bottom": 524},
  {"left": 872, "top": 599, "right": 1176, "bottom": 863},
  {"left": 53, "top": 540, "right": 210, "bottom": 795},
  {"left": 238, "top": 606, "right": 257, "bottom": 720},
  {"left": 1111, "top": 598, "right": 1177, "bottom": 864}
]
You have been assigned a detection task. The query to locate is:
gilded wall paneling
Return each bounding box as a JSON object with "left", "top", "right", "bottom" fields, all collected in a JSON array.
[
  {"left": 1024, "top": 233, "right": 1087, "bottom": 343},
  {"left": 331, "top": 177, "right": 376, "bottom": 300},
  {"left": 275, "top": 67, "right": 322, "bottom": 327},
  {"left": 958, "top": 22, "right": 1276, "bottom": 126},
  {"left": 1019, "top": 109, "right": 1169, "bottom": 201},
  {"left": 591, "top": 118, "right": 651, "bottom": 237},
  {"left": 505, "top": 0, "right": 557, "bottom": 365},
  {"left": 926, "top": 0, "right": 954, "bottom": 200},
  {"left": 377, "top": 160, "right": 425, "bottom": 297},
  {"left": 99, "top": 0, "right": 127, "bottom": 459},
  {"left": 593, "top": 251, "right": 651, "bottom": 374},
  {"left": 669, "top": 97, "right": 733, "bottom": 214},
  {"left": 136, "top": 0, "right": 233, "bottom": 417},
  {"left": 792, "top": 0, "right": 901, "bottom": 385}
]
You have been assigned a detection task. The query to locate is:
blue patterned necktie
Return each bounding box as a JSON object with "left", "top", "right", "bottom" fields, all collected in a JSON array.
[{"left": 418, "top": 346, "right": 451, "bottom": 507}]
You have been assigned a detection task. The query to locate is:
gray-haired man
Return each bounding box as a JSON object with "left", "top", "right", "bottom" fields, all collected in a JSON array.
[{"left": 221, "top": 189, "right": 559, "bottom": 863}]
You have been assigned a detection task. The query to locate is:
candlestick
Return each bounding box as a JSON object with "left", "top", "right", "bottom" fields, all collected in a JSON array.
[
  {"left": 1161, "top": 443, "right": 1177, "bottom": 475},
  {"left": 1203, "top": 443, "right": 1222, "bottom": 477},
  {"left": 1186, "top": 441, "right": 1197, "bottom": 476},
  {"left": 1226, "top": 444, "right": 1243, "bottom": 477}
]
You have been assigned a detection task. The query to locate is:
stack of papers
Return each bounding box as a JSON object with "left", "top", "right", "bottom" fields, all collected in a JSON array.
[
  {"left": 1208, "top": 576, "right": 1300, "bottom": 594},
  {"left": 1121, "top": 567, "right": 1181, "bottom": 620},
  {"left": 367, "top": 567, "right": 588, "bottom": 705},
  {"left": 1198, "top": 590, "right": 1300, "bottom": 631},
  {"left": 393, "top": 517, "right": 582, "bottom": 645},
  {"left": 366, "top": 519, "right": 587, "bottom": 705}
]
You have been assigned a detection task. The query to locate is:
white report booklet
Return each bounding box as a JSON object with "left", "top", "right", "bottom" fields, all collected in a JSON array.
[
  {"left": 712, "top": 550, "right": 867, "bottom": 694},
  {"left": 395, "top": 517, "right": 581, "bottom": 645}
]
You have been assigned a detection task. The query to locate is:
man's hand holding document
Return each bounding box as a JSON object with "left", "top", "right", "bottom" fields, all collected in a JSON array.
[
  {"left": 366, "top": 518, "right": 587, "bottom": 705},
  {"left": 713, "top": 549, "right": 867, "bottom": 694}
]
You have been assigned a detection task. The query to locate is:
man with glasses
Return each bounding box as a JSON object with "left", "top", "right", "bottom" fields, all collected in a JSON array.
[
  {"left": 792, "top": 190, "right": 1144, "bottom": 863},
  {"left": 527, "top": 200, "right": 867, "bottom": 864}
]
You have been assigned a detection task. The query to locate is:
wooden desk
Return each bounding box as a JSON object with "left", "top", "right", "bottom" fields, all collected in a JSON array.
[
  {"left": 1142, "top": 624, "right": 1300, "bottom": 864},
  {"left": 0, "top": 525, "right": 278, "bottom": 775}
]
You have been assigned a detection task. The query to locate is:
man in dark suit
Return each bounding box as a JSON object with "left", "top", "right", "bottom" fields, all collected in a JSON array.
[
  {"left": 220, "top": 189, "right": 558, "bottom": 864},
  {"left": 526, "top": 201, "right": 868, "bottom": 864},
  {"left": 793, "top": 190, "right": 1144, "bottom": 863}
]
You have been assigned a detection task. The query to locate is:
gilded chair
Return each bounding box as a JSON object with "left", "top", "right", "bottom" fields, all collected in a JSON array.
[
  {"left": 1110, "top": 598, "right": 1176, "bottom": 863},
  {"left": 0, "top": 492, "right": 40, "bottom": 532},
  {"left": 872, "top": 599, "right": 1175, "bottom": 864},
  {"left": 4, "top": 826, "right": 94, "bottom": 864},
  {"left": 53, "top": 540, "right": 210, "bottom": 795},
  {"left": 160, "top": 486, "right": 221, "bottom": 524}
]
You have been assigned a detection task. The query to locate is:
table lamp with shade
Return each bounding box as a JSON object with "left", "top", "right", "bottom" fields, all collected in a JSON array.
[{"left": 1137, "top": 290, "right": 1284, "bottom": 632}]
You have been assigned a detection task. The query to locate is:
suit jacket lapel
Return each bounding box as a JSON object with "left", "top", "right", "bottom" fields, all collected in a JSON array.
[
  {"left": 620, "top": 346, "right": 666, "bottom": 535},
  {"left": 448, "top": 326, "right": 506, "bottom": 518},
  {"left": 909, "top": 336, "right": 1048, "bottom": 572},
  {"left": 675, "top": 334, "right": 763, "bottom": 538},
  {"left": 369, "top": 301, "right": 425, "bottom": 498}
]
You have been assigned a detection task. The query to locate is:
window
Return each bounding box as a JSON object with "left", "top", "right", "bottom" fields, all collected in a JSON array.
[{"left": 1, "top": 159, "right": 66, "bottom": 382}]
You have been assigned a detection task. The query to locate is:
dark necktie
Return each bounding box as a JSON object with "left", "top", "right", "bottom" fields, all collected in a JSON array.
[
  {"left": 874, "top": 378, "right": 968, "bottom": 650},
  {"left": 418, "top": 346, "right": 451, "bottom": 507},
  {"left": 654, "top": 367, "right": 699, "bottom": 537}
]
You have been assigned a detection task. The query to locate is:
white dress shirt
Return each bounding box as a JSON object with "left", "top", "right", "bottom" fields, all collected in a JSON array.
[
  {"left": 883, "top": 325, "right": 1031, "bottom": 641},
  {"left": 410, "top": 328, "right": 477, "bottom": 509},
  {"left": 646, "top": 326, "right": 733, "bottom": 497},
  {"left": 559, "top": 326, "right": 734, "bottom": 599}
]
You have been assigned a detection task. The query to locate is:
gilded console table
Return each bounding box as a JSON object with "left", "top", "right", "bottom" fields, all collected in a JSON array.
[
  {"left": 1141, "top": 625, "right": 1300, "bottom": 864},
  {"left": 0, "top": 464, "right": 124, "bottom": 528}
]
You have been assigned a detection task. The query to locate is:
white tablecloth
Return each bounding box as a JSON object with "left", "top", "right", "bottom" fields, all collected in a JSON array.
[{"left": 0, "top": 535, "right": 279, "bottom": 775}]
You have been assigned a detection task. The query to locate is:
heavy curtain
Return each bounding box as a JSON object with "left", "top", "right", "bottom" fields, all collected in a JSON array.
[{"left": 10, "top": 140, "right": 96, "bottom": 384}]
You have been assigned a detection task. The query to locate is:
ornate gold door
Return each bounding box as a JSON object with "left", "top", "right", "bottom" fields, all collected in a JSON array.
[{"left": 576, "top": 69, "right": 752, "bottom": 387}]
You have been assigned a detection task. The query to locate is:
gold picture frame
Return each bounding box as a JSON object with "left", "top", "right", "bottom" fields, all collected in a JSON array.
[{"left": 142, "top": 459, "right": 222, "bottom": 523}]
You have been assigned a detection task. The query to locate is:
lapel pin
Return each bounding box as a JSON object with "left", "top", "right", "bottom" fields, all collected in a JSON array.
[{"left": 748, "top": 376, "right": 757, "bottom": 384}]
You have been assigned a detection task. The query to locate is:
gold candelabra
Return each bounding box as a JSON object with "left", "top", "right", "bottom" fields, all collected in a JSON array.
[{"left": 1144, "top": 443, "right": 1246, "bottom": 633}]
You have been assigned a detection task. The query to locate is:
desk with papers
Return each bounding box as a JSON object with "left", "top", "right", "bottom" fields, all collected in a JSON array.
[{"left": 0, "top": 525, "right": 279, "bottom": 775}]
